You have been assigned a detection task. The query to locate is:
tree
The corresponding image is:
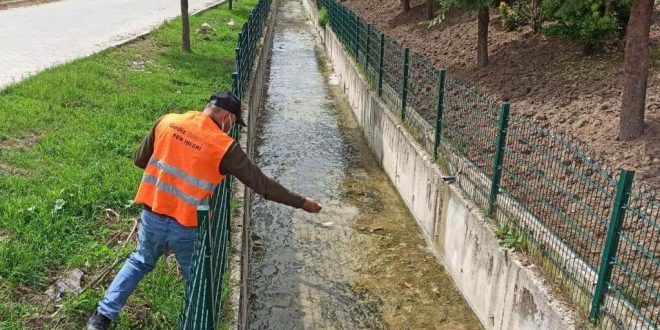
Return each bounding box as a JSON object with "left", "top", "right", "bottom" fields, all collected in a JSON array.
[
  {"left": 531, "top": 0, "right": 543, "bottom": 33},
  {"left": 619, "top": 0, "right": 653, "bottom": 140},
  {"left": 401, "top": 0, "right": 411, "bottom": 12},
  {"left": 433, "top": 0, "right": 493, "bottom": 67},
  {"left": 477, "top": 5, "right": 489, "bottom": 67},
  {"left": 427, "top": 0, "right": 439, "bottom": 20},
  {"left": 181, "top": 0, "right": 191, "bottom": 53}
]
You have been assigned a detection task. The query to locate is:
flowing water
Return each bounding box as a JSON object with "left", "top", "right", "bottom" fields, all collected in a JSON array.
[{"left": 246, "top": 0, "right": 482, "bottom": 328}]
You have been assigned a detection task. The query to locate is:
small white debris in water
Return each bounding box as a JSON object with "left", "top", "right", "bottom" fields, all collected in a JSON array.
[{"left": 321, "top": 222, "right": 333, "bottom": 228}]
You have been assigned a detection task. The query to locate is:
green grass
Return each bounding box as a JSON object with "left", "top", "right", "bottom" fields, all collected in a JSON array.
[
  {"left": 318, "top": 7, "right": 328, "bottom": 28},
  {"left": 0, "top": 1, "right": 255, "bottom": 328},
  {"left": 494, "top": 223, "right": 523, "bottom": 251}
]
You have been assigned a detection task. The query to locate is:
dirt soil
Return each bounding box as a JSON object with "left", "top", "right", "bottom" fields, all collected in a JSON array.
[{"left": 342, "top": 0, "right": 660, "bottom": 188}]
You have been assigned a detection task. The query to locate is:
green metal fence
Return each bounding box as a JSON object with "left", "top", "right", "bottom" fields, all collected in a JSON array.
[
  {"left": 177, "top": 0, "right": 272, "bottom": 328},
  {"left": 317, "top": 0, "right": 659, "bottom": 328}
]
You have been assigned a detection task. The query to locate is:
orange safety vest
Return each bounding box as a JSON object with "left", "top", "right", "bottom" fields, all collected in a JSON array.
[{"left": 134, "top": 111, "right": 234, "bottom": 227}]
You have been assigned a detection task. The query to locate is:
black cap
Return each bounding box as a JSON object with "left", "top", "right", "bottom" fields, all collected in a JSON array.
[{"left": 209, "top": 92, "right": 246, "bottom": 127}]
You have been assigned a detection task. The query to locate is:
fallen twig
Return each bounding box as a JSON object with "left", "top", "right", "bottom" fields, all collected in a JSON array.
[
  {"left": 87, "top": 218, "right": 140, "bottom": 288},
  {"left": 49, "top": 218, "right": 140, "bottom": 325}
]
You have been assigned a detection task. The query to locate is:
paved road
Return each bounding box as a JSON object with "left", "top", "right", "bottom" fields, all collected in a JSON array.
[{"left": 0, "top": 0, "right": 222, "bottom": 89}]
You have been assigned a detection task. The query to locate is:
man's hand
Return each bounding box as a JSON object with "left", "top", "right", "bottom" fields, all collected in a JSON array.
[{"left": 302, "top": 198, "right": 322, "bottom": 213}]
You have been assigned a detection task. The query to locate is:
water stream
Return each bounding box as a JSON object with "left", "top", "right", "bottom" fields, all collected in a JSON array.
[{"left": 246, "top": 0, "right": 482, "bottom": 328}]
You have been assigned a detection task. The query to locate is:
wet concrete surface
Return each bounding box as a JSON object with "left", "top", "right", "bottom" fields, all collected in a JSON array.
[{"left": 246, "top": 0, "right": 482, "bottom": 328}]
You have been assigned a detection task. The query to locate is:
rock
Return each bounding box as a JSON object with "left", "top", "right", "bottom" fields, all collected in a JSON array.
[
  {"left": 166, "top": 253, "right": 177, "bottom": 268},
  {"left": 365, "top": 191, "right": 379, "bottom": 198},
  {"left": 196, "top": 23, "right": 215, "bottom": 34},
  {"left": 104, "top": 208, "right": 121, "bottom": 222},
  {"left": 321, "top": 221, "right": 333, "bottom": 228},
  {"left": 129, "top": 61, "right": 145, "bottom": 71},
  {"left": 574, "top": 118, "right": 588, "bottom": 128},
  {"left": 227, "top": 19, "right": 236, "bottom": 26},
  {"left": 430, "top": 282, "right": 439, "bottom": 295},
  {"left": 46, "top": 268, "right": 84, "bottom": 301}
]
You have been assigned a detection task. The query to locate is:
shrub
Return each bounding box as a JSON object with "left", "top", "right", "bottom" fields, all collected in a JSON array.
[
  {"left": 318, "top": 7, "right": 329, "bottom": 28},
  {"left": 499, "top": 1, "right": 531, "bottom": 31},
  {"left": 542, "top": 0, "right": 629, "bottom": 54}
]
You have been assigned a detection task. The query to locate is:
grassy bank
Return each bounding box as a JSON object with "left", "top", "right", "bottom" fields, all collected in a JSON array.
[{"left": 0, "top": 0, "right": 254, "bottom": 328}]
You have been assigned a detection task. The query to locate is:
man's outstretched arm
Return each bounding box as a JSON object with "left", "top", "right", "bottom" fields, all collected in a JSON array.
[{"left": 220, "top": 142, "right": 321, "bottom": 213}]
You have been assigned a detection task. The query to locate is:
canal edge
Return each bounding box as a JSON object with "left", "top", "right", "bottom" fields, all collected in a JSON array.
[{"left": 233, "top": 0, "right": 279, "bottom": 328}]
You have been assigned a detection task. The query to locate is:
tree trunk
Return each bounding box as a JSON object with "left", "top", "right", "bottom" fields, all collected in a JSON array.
[
  {"left": 477, "top": 6, "right": 489, "bottom": 68},
  {"left": 619, "top": 0, "right": 653, "bottom": 141},
  {"left": 604, "top": 0, "right": 612, "bottom": 15},
  {"left": 427, "top": 0, "right": 438, "bottom": 20},
  {"left": 181, "top": 0, "right": 191, "bottom": 53},
  {"left": 531, "top": 0, "right": 542, "bottom": 33},
  {"left": 401, "top": 0, "right": 410, "bottom": 13},
  {"left": 229, "top": 0, "right": 233, "bottom": 10}
]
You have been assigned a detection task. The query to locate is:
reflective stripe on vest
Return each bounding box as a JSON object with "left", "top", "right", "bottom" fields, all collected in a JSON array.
[
  {"left": 141, "top": 174, "right": 210, "bottom": 206},
  {"left": 147, "top": 158, "right": 217, "bottom": 192}
]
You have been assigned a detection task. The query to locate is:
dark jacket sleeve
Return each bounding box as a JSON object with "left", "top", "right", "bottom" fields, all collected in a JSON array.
[
  {"left": 220, "top": 142, "right": 306, "bottom": 209},
  {"left": 133, "top": 119, "right": 160, "bottom": 169}
]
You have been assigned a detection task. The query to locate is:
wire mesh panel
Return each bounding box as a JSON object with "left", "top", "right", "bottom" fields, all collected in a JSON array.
[
  {"left": 403, "top": 52, "right": 439, "bottom": 153},
  {"left": 178, "top": 180, "right": 232, "bottom": 330},
  {"left": 337, "top": 4, "right": 351, "bottom": 51},
  {"left": 364, "top": 24, "right": 380, "bottom": 88},
  {"left": 497, "top": 117, "right": 618, "bottom": 305},
  {"left": 380, "top": 36, "right": 404, "bottom": 117},
  {"left": 601, "top": 184, "right": 660, "bottom": 329},
  {"left": 349, "top": 11, "right": 358, "bottom": 56},
  {"left": 235, "top": 0, "right": 272, "bottom": 99},
  {"left": 355, "top": 17, "right": 365, "bottom": 66},
  {"left": 441, "top": 77, "right": 500, "bottom": 210}
]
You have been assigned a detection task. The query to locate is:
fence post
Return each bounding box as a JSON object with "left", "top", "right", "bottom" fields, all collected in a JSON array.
[
  {"left": 433, "top": 69, "right": 446, "bottom": 160},
  {"left": 401, "top": 47, "right": 410, "bottom": 121},
  {"left": 589, "top": 169, "right": 635, "bottom": 323},
  {"left": 487, "top": 101, "right": 510, "bottom": 217},
  {"left": 377, "top": 33, "right": 385, "bottom": 97}
]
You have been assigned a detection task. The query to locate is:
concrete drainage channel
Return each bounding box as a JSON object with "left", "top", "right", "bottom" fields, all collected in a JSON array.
[
  {"left": 235, "top": 0, "right": 579, "bottom": 329},
  {"left": 300, "top": 0, "right": 580, "bottom": 329}
]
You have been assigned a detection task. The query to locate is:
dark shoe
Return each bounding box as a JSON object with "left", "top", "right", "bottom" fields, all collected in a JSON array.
[{"left": 87, "top": 311, "right": 111, "bottom": 330}]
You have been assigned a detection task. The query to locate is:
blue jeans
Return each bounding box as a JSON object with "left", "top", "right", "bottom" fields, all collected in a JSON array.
[{"left": 97, "top": 209, "right": 198, "bottom": 320}]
